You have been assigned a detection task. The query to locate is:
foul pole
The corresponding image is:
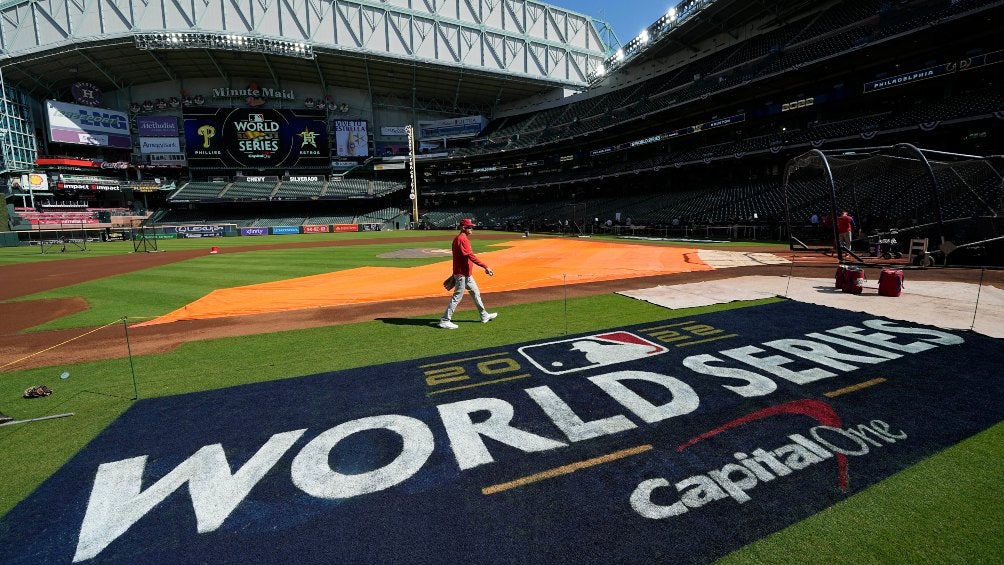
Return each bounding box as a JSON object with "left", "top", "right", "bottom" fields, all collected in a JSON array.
[{"left": 405, "top": 125, "right": 419, "bottom": 228}]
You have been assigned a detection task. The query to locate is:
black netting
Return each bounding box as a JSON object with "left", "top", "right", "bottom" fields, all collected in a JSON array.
[{"left": 783, "top": 146, "right": 1004, "bottom": 263}]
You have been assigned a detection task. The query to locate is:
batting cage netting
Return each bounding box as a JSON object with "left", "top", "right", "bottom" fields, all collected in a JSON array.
[{"left": 782, "top": 144, "right": 1004, "bottom": 265}]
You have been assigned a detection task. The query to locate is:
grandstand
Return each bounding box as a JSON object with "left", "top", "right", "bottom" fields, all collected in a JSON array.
[
  {"left": 0, "top": 0, "right": 1001, "bottom": 262},
  {"left": 2, "top": 1, "right": 1004, "bottom": 561},
  {"left": 413, "top": 0, "right": 1003, "bottom": 264}
]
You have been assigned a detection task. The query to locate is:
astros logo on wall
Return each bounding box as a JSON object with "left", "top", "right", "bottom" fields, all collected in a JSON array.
[{"left": 518, "top": 332, "right": 669, "bottom": 375}]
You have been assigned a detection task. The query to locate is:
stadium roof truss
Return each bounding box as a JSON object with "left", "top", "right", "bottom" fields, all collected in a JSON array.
[{"left": 0, "top": 0, "right": 611, "bottom": 109}]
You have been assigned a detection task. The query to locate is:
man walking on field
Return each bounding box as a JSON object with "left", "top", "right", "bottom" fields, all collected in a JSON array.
[
  {"left": 836, "top": 210, "right": 854, "bottom": 250},
  {"left": 439, "top": 218, "right": 497, "bottom": 329}
]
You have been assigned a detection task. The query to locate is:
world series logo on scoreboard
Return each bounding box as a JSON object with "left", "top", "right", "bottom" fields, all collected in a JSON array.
[{"left": 183, "top": 107, "right": 329, "bottom": 168}]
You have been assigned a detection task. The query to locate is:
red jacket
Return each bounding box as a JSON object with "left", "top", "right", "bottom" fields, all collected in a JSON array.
[
  {"left": 452, "top": 231, "right": 488, "bottom": 276},
  {"left": 837, "top": 214, "right": 853, "bottom": 234}
]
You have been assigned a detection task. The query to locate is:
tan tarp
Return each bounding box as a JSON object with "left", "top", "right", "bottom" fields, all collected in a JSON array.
[{"left": 140, "top": 239, "right": 715, "bottom": 325}]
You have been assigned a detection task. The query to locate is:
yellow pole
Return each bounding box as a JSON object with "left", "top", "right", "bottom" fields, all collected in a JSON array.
[{"left": 406, "top": 125, "right": 419, "bottom": 228}]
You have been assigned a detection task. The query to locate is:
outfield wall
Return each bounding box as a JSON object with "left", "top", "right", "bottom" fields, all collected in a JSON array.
[{"left": 1, "top": 222, "right": 387, "bottom": 246}]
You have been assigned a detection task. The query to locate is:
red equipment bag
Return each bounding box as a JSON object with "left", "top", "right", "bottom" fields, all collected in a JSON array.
[
  {"left": 838, "top": 265, "right": 866, "bottom": 294},
  {"left": 878, "top": 268, "right": 904, "bottom": 297},
  {"left": 835, "top": 265, "right": 851, "bottom": 290}
]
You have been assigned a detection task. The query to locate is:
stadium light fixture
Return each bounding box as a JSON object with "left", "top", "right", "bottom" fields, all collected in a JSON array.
[
  {"left": 590, "top": 0, "right": 716, "bottom": 85},
  {"left": 134, "top": 32, "right": 314, "bottom": 60}
]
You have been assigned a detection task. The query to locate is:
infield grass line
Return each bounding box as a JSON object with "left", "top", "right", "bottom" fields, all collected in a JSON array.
[{"left": 0, "top": 319, "right": 122, "bottom": 371}]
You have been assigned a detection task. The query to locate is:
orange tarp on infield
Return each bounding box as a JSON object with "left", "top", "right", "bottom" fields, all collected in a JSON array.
[{"left": 139, "top": 239, "right": 712, "bottom": 325}]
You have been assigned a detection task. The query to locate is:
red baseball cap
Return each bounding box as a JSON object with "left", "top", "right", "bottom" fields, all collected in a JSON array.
[{"left": 459, "top": 218, "right": 475, "bottom": 228}]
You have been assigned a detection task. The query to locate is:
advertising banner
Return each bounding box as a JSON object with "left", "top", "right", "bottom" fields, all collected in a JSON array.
[
  {"left": 139, "top": 137, "right": 182, "bottom": 154},
  {"left": 183, "top": 108, "right": 329, "bottom": 168},
  {"left": 271, "top": 226, "right": 301, "bottom": 235},
  {"left": 331, "top": 224, "right": 359, "bottom": 232},
  {"left": 863, "top": 62, "right": 955, "bottom": 93},
  {"left": 235, "top": 175, "right": 279, "bottom": 183},
  {"left": 46, "top": 100, "right": 131, "bottom": 149},
  {"left": 150, "top": 154, "right": 187, "bottom": 164},
  {"left": 137, "top": 116, "right": 179, "bottom": 137},
  {"left": 19, "top": 173, "right": 50, "bottom": 194},
  {"left": 381, "top": 126, "right": 409, "bottom": 136},
  {"left": 176, "top": 225, "right": 224, "bottom": 238},
  {"left": 303, "top": 225, "right": 330, "bottom": 233},
  {"left": 590, "top": 113, "right": 745, "bottom": 157},
  {"left": 135, "top": 232, "right": 178, "bottom": 239},
  {"left": 55, "top": 178, "right": 120, "bottom": 192},
  {"left": 241, "top": 227, "right": 269, "bottom": 236},
  {"left": 284, "top": 174, "right": 325, "bottom": 182},
  {"left": 417, "top": 115, "right": 486, "bottom": 140},
  {"left": 130, "top": 182, "right": 162, "bottom": 193},
  {"left": 334, "top": 120, "right": 369, "bottom": 157}
]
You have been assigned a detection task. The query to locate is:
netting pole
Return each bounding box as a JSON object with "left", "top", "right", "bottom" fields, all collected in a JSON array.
[
  {"left": 563, "top": 273, "right": 568, "bottom": 336},
  {"left": 787, "top": 149, "right": 842, "bottom": 260},
  {"left": 122, "top": 317, "right": 139, "bottom": 400},
  {"left": 970, "top": 266, "right": 986, "bottom": 332},
  {"left": 896, "top": 143, "right": 946, "bottom": 241},
  {"left": 816, "top": 151, "right": 844, "bottom": 262},
  {"left": 781, "top": 159, "right": 796, "bottom": 250}
]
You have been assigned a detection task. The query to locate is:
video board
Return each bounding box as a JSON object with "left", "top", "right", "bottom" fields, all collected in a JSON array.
[
  {"left": 334, "top": 120, "right": 369, "bottom": 157},
  {"left": 183, "top": 108, "right": 328, "bottom": 168},
  {"left": 46, "top": 100, "right": 131, "bottom": 148}
]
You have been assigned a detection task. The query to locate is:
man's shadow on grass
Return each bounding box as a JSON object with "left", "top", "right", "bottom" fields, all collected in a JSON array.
[{"left": 377, "top": 317, "right": 441, "bottom": 327}]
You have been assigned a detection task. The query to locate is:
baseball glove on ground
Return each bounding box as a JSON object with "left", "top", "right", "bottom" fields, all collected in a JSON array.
[{"left": 23, "top": 385, "right": 52, "bottom": 399}]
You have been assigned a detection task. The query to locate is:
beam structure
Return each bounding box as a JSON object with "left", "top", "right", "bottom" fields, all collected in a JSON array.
[{"left": 0, "top": 0, "right": 610, "bottom": 87}]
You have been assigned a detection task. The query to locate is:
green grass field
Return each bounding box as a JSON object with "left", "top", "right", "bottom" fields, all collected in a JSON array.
[{"left": 0, "top": 232, "right": 1000, "bottom": 562}]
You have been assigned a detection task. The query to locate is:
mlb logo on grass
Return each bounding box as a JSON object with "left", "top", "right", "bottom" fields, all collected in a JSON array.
[{"left": 519, "top": 331, "right": 668, "bottom": 375}]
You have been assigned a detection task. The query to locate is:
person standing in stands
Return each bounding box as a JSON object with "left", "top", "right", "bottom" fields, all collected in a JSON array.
[
  {"left": 439, "top": 218, "right": 497, "bottom": 329},
  {"left": 837, "top": 210, "right": 854, "bottom": 249}
]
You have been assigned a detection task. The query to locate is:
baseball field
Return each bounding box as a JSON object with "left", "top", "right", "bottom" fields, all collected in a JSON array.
[{"left": 0, "top": 230, "right": 1001, "bottom": 563}]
